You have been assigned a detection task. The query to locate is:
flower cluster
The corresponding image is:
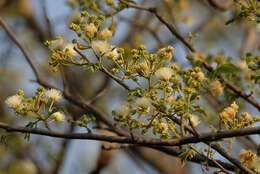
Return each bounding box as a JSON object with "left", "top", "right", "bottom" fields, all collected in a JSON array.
[
  {"left": 5, "top": 87, "right": 65, "bottom": 124},
  {"left": 108, "top": 45, "right": 207, "bottom": 138},
  {"left": 219, "top": 102, "right": 238, "bottom": 119},
  {"left": 209, "top": 80, "right": 223, "bottom": 96},
  {"left": 219, "top": 102, "right": 260, "bottom": 129},
  {"left": 239, "top": 149, "right": 260, "bottom": 172}
]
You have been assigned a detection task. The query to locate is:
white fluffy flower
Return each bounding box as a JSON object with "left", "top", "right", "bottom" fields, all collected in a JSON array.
[
  {"left": 195, "top": 72, "right": 205, "bottom": 81},
  {"left": 159, "top": 122, "right": 168, "bottom": 133},
  {"left": 5, "top": 95, "right": 23, "bottom": 108},
  {"left": 21, "top": 160, "right": 37, "bottom": 174},
  {"left": 106, "top": 48, "right": 119, "bottom": 60},
  {"left": 190, "top": 115, "right": 200, "bottom": 127},
  {"left": 210, "top": 80, "right": 223, "bottom": 96},
  {"left": 139, "top": 61, "right": 149, "bottom": 72},
  {"left": 114, "top": 104, "right": 130, "bottom": 116},
  {"left": 155, "top": 67, "right": 173, "bottom": 81},
  {"left": 68, "top": 10, "right": 83, "bottom": 24},
  {"left": 136, "top": 97, "right": 151, "bottom": 112},
  {"left": 136, "top": 97, "right": 151, "bottom": 108},
  {"left": 85, "top": 23, "right": 97, "bottom": 38},
  {"left": 45, "top": 89, "right": 62, "bottom": 101},
  {"left": 51, "top": 112, "right": 65, "bottom": 122},
  {"left": 64, "top": 43, "right": 76, "bottom": 56},
  {"left": 92, "top": 40, "right": 111, "bottom": 56},
  {"left": 100, "top": 28, "right": 112, "bottom": 39},
  {"left": 12, "top": 160, "right": 37, "bottom": 174},
  {"left": 250, "top": 158, "right": 260, "bottom": 172},
  {"left": 235, "top": 60, "right": 248, "bottom": 71},
  {"left": 50, "top": 36, "right": 65, "bottom": 50}
]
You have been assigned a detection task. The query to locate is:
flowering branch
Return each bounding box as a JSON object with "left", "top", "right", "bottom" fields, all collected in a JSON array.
[{"left": 118, "top": 0, "right": 260, "bottom": 113}]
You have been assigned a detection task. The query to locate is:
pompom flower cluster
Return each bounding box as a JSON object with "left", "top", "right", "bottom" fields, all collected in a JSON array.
[{"left": 5, "top": 87, "right": 65, "bottom": 123}]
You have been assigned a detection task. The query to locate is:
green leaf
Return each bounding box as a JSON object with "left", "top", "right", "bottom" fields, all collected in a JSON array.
[
  {"left": 190, "top": 93, "right": 198, "bottom": 102},
  {"left": 226, "top": 11, "right": 248, "bottom": 25},
  {"left": 129, "top": 88, "right": 144, "bottom": 96},
  {"left": 215, "top": 63, "right": 238, "bottom": 76},
  {"left": 85, "top": 63, "right": 101, "bottom": 72}
]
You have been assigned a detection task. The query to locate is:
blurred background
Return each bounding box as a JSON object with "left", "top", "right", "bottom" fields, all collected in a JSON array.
[{"left": 0, "top": 0, "right": 260, "bottom": 174}]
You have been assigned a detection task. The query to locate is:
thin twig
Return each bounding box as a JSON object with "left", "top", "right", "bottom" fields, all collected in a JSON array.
[{"left": 0, "top": 18, "right": 42, "bottom": 81}]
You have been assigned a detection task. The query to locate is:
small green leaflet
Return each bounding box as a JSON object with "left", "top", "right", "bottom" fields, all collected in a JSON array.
[
  {"left": 85, "top": 63, "right": 101, "bottom": 72},
  {"left": 215, "top": 63, "right": 238, "bottom": 76},
  {"left": 129, "top": 88, "right": 144, "bottom": 96}
]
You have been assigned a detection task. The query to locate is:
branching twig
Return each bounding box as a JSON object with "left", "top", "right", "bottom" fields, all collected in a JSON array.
[{"left": 118, "top": 0, "right": 260, "bottom": 113}]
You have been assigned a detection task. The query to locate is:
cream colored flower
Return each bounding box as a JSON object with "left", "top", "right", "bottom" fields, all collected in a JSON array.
[
  {"left": 241, "top": 112, "right": 251, "bottom": 122},
  {"left": 194, "top": 51, "right": 206, "bottom": 61},
  {"left": 136, "top": 97, "right": 151, "bottom": 107},
  {"left": 220, "top": 106, "right": 236, "bottom": 119},
  {"left": 210, "top": 80, "right": 223, "bottom": 96},
  {"left": 92, "top": 40, "right": 111, "bottom": 56},
  {"left": 22, "top": 160, "right": 37, "bottom": 174},
  {"left": 5, "top": 95, "right": 23, "bottom": 109},
  {"left": 190, "top": 115, "right": 200, "bottom": 127},
  {"left": 68, "top": 10, "right": 82, "bottom": 24},
  {"left": 195, "top": 72, "right": 205, "bottom": 81},
  {"left": 106, "top": 48, "right": 119, "bottom": 60},
  {"left": 51, "top": 112, "right": 65, "bottom": 122},
  {"left": 235, "top": 60, "right": 248, "bottom": 71},
  {"left": 155, "top": 67, "right": 173, "bottom": 81},
  {"left": 50, "top": 36, "right": 65, "bottom": 50},
  {"left": 114, "top": 103, "right": 130, "bottom": 117},
  {"left": 231, "top": 101, "right": 239, "bottom": 112},
  {"left": 100, "top": 28, "right": 112, "bottom": 39},
  {"left": 85, "top": 23, "right": 97, "bottom": 38},
  {"left": 64, "top": 43, "right": 76, "bottom": 56},
  {"left": 239, "top": 149, "right": 257, "bottom": 167},
  {"left": 139, "top": 61, "right": 149, "bottom": 72},
  {"left": 239, "top": 149, "right": 248, "bottom": 163},
  {"left": 157, "top": 48, "right": 172, "bottom": 60},
  {"left": 11, "top": 159, "right": 37, "bottom": 174},
  {"left": 159, "top": 122, "right": 168, "bottom": 134},
  {"left": 167, "top": 96, "right": 174, "bottom": 104},
  {"left": 45, "top": 89, "right": 62, "bottom": 101},
  {"left": 250, "top": 158, "right": 260, "bottom": 172}
]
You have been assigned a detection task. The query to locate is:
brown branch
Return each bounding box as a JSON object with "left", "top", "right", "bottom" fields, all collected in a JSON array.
[
  {"left": 1, "top": 122, "right": 260, "bottom": 148},
  {"left": 150, "top": 145, "right": 235, "bottom": 171},
  {"left": 118, "top": 15, "right": 165, "bottom": 47},
  {"left": 119, "top": 0, "right": 195, "bottom": 52},
  {"left": 0, "top": 121, "right": 236, "bottom": 171},
  {"left": 0, "top": 17, "right": 42, "bottom": 81},
  {"left": 168, "top": 116, "right": 255, "bottom": 174},
  {"left": 75, "top": 48, "right": 130, "bottom": 91},
  {"left": 208, "top": 0, "right": 233, "bottom": 11},
  {"left": 87, "top": 76, "right": 110, "bottom": 104}
]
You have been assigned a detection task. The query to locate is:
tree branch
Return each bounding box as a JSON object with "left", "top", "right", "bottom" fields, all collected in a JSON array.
[
  {"left": 208, "top": 0, "right": 233, "bottom": 11},
  {"left": 1, "top": 122, "right": 260, "bottom": 148}
]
